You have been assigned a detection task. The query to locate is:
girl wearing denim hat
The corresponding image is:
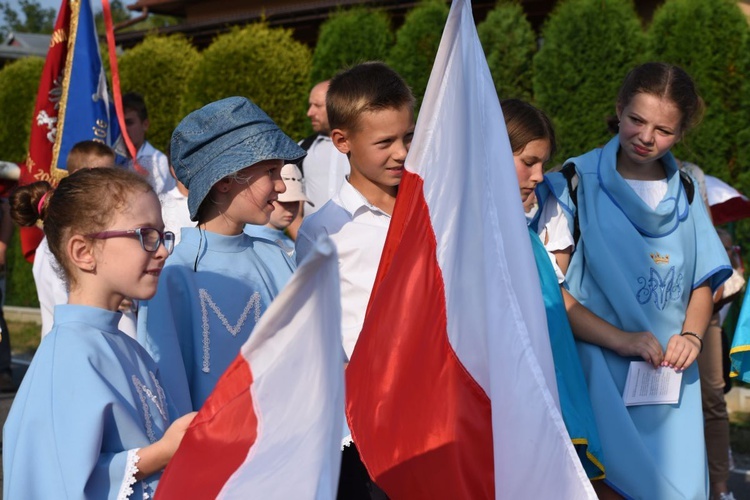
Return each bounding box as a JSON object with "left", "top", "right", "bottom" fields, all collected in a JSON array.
[
  {"left": 4, "top": 168, "right": 195, "bottom": 499},
  {"left": 137, "top": 97, "right": 305, "bottom": 415}
]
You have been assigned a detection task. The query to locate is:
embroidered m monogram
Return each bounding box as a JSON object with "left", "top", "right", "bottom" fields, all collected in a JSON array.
[
  {"left": 636, "top": 266, "right": 684, "bottom": 311},
  {"left": 132, "top": 372, "right": 168, "bottom": 443},
  {"left": 199, "top": 288, "right": 262, "bottom": 373}
]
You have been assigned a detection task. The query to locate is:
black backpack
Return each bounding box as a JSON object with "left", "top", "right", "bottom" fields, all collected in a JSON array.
[{"left": 560, "top": 163, "right": 695, "bottom": 246}]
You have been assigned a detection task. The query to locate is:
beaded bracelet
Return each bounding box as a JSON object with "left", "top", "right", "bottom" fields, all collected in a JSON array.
[{"left": 680, "top": 331, "right": 703, "bottom": 353}]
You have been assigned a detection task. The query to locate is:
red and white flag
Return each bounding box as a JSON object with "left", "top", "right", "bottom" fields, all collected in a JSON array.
[
  {"left": 705, "top": 175, "right": 750, "bottom": 225},
  {"left": 156, "top": 236, "right": 345, "bottom": 499},
  {"left": 345, "top": 0, "right": 596, "bottom": 497}
]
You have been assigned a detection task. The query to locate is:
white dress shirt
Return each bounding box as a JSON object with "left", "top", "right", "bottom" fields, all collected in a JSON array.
[
  {"left": 122, "top": 141, "right": 175, "bottom": 195},
  {"left": 300, "top": 135, "right": 350, "bottom": 216},
  {"left": 296, "top": 180, "right": 391, "bottom": 360},
  {"left": 159, "top": 186, "right": 193, "bottom": 245}
]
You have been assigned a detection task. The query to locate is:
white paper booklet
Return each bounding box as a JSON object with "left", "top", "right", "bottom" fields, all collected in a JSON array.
[{"left": 622, "top": 361, "right": 683, "bottom": 406}]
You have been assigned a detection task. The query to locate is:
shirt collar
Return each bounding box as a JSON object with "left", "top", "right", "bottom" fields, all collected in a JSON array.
[{"left": 337, "top": 179, "right": 391, "bottom": 219}]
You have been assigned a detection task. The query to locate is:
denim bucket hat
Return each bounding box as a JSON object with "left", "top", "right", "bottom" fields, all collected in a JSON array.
[{"left": 171, "top": 96, "right": 306, "bottom": 221}]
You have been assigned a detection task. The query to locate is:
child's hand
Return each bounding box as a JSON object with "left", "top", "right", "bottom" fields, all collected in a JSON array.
[
  {"left": 613, "top": 330, "right": 663, "bottom": 368},
  {"left": 661, "top": 334, "right": 700, "bottom": 372},
  {"left": 162, "top": 412, "right": 197, "bottom": 458},
  {"left": 135, "top": 411, "right": 197, "bottom": 480}
]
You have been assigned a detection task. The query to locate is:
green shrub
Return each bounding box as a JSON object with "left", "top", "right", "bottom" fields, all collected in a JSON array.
[
  {"left": 311, "top": 7, "right": 393, "bottom": 83},
  {"left": 477, "top": 0, "right": 536, "bottom": 102},
  {"left": 0, "top": 57, "right": 44, "bottom": 163},
  {"left": 387, "top": 0, "right": 448, "bottom": 107},
  {"left": 182, "top": 24, "right": 312, "bottom": 140},
  {"left": 119, "top": 34, "right": 200, "bottom": 153},
  {"left": 533, "top": 0, "right": 646, "bottom": 164},
  {"left": 648, "top": 0, "right": 748, "bottom": 181},
  {"left": 737, "top": 30, "right": 750, "bottom": 193},
  {"left": 6, "top": 229, "right": 38, "bottom": 308}
]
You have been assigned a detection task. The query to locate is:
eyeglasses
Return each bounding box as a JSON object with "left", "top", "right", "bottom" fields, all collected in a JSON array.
[{"left": 86, "top": 227, "right": 176, "bottom": 254}]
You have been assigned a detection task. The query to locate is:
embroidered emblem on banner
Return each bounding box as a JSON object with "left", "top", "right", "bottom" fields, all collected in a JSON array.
[
  {"left": 636, "top": 266, "right": 683, "bottom": 311},
  {"left": 199, "top": 288, "right": 262, "bottom": 373}
]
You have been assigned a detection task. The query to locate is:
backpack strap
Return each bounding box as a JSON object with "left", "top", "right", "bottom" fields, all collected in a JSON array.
[
  {"left": 560, "top": 163, "right": 581, "bottom": 246},
  {"left": 296, "top": 133, "right": 321, "bottom": 175},
  {"left": 679, "top": 170, "right": 695, "bottom": 205}
]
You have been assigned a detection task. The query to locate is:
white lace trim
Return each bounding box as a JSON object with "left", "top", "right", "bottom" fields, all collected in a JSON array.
[
  {"left": 199, "top": 288, "right": 262, "bottom": 373},
  {"left": 117, "top": 449, "right": 141, "bottom": 500},
  {"left": 341, "top": 434, "right": 353, "bottom": 450}
]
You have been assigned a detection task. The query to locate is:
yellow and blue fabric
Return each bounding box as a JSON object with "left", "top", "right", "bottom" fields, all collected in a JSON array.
[
  {"left": 528, "top": 227, "right": 605, "bottom": 480},
  {"left": 537, "top": 135, "right": 731, "bottom": 499},
  {"left": 730, "top": 286, "right": 750, "bottom": 380},
  {"left": 52, "top": 0, "right": 120, "bottom": 177}
]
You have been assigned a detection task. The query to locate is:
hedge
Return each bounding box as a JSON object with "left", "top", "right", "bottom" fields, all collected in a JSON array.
[
  {"left": 648, "top": 0, "right": 749, "bottom": 181},
  {"left": 0, "top": 57, "right": 45, "bottom": 163},
  {"left": 5, "top": 229, "right": 38, "bottom": 308},
  {"left": 533, "top": 0, "right": 646, "bottom": 164},
  {"left": 118, "top": 34, "right": 200, "bottom": 153},
  {"left": 311, "top": 7, "right": 393, "bottom": 84},
  {"left": 387, "top": 0, "right": 448, "bottom": 107},
  {"left": 181, "top": 24, "right": 312, "bottom": 140},
  {"left": 477, "top": 0, "right": 536, "bottom": 102}
]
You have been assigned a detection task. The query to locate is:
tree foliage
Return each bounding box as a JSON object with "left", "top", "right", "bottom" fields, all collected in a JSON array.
[
  {"left": 648, "top": 0, "right": 749, "bottom": 182},
  {"left": 533, "top": 0, "right": 646, "bottom": 164},
  {"left": 182, "top": 24, "right": 311, "bottom": 140},
  {"left": 311, "top": 7, "right": 393, "bottom": 83},
  {"left": 387, "top": 0, "right": 448, "bottom": 107},
  {"left": 0, "top": 0, "right": 55, "bottom": 41},
  {"left": 119, "top": 34, "right": 200, "bottom": 152},
  {"left": 477, "top": 0, "right": 536, "bottom": 102},
  {"left": 0, "top": 56, "right": 43, "bottom": 162}
]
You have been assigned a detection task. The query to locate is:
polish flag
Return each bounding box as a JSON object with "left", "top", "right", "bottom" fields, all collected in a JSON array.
[
  {"left": 345, "top": 0, "right": 596, "bottom": 497},
  {"left": 705, "top": 175, "right": 750, "bottom": 225},
  {"left": 156, "top": 236, "right": 345, "bottom": 499}
]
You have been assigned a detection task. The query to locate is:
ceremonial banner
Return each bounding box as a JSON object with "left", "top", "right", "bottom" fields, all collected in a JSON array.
[
  {"left": 20, "top": 0, "right": 120, "bottom": 260},
  {"left": 345, "top": 0, "right": 596, "bottom": 497},
  {"left": 156, "top": 236, "right": 344, "bottom": 499}
]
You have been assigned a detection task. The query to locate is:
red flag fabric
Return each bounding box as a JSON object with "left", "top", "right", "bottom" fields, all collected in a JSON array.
[
  {"left": 19, "top": 1, "right": 71, "bottom": 260},
  {"left": 345, "top": 0, "right": 595, "bottom": 497}
]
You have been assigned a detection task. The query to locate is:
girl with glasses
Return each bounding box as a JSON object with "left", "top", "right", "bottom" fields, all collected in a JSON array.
[{"left": 4, "top": 168, "right": 195, "bottom": 499}]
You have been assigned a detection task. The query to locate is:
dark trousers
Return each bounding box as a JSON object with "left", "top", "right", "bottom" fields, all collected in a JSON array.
[
  {"left": 338, "top": 444, "right": 388, "bottom": 500},
  {"left": 0, "top": 289, "right": 11, "bottom": 375}
]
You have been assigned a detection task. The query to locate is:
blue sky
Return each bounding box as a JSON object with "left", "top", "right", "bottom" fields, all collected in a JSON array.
[{"left": 4, "top": 0, "right": 116, "bottom": 19}]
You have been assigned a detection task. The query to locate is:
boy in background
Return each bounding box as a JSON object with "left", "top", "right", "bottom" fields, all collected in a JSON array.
[
  {"left": 295, "top": 61, "right": 415, "bottom": 499},
  {"left": 120, "top": 92, "right": 174, "bottom": 195},
  {"left": 245, "top": 163, "right": 311, "bottom": 258}
]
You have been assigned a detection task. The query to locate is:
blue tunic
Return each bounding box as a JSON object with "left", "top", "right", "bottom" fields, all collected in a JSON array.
[
  {"left": 3, "top": 305, "right": 174, "bottom": 499},
  {"left": 138, "top": 227, "right": 295, "bottom": 414},
  {"left": 528, "top": 228, "right": 604, "bottom": 480},
  {"left": 730, "top": 285, "right": 750, "bottom": 380},
  {"left": 244, "top": 224, "right": 295, "bottom": 258},
  {"left": 538, "top": 136, "right": 731, "bottom": 499}
]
